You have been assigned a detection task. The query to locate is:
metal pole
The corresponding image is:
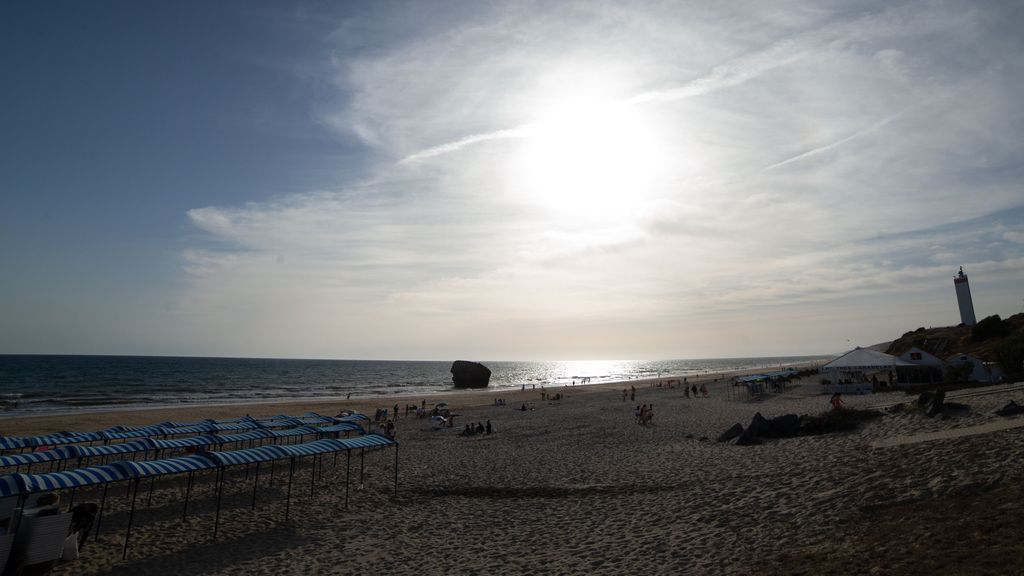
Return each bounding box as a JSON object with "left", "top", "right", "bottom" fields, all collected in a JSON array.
[
  {"left": 285, "top": 458, "right": 295, "bottom": 521},
  {"left": 67, "top": 487, "right": 76, "bottom": 511},
  {"left": 182, "top": 471, "right": 194, "bottom": 521},
  {"left": 122, "top": 479, "right": 140, "bottom": 560},
  {"left": 359, "top": 448, "right": 365, "bottom": 487},
  {"left": 345, "top": 450, "right": 351, "bottom": 509},
  {"left": 147, "top": 476, "right": 156, "bottom": 507},
  {"left": 94, "top": 484, "right": 109, "bottom": 541},
  {"left": 251, "top": 462, "right": 261, "bottom": 510},
  {"left": 309, "top": 456, "right": 316, "bottom": 498},
  {"left": 212, "top": 467, "right": 225, "bottom": 540}
]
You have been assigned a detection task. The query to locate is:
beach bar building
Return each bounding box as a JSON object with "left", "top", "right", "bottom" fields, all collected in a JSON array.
[{"left": 895, "top": 347, "right": 947, "bottom": 386}]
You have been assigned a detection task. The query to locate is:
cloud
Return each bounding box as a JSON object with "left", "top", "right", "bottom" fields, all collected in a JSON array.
[{"left": 176, "top": 0, "right": 1024, "bottom": 359}]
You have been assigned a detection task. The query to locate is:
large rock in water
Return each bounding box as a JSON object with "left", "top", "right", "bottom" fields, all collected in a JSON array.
[{"left": 450, "top": 360, "right": 491, "bottom": 388}]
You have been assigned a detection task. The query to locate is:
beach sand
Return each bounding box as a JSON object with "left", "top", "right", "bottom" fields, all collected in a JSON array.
[{"left": 2, "top": 374, "right": 1023, "bottom": 575}]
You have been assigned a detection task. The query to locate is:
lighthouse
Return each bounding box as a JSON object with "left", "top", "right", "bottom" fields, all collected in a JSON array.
[{"left": 953, "top": 266, "right": 976, "bottom": 326}]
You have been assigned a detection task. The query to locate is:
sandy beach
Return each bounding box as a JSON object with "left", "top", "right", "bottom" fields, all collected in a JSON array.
[{"left": 2, "top": 373, "right": 1023, "bottom": 575}]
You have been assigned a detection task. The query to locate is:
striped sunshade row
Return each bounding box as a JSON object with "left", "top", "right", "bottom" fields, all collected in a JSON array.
[
  {"left": 66, "top": 439, "right": 157, "bottom": 459},
  {"left": 20, "top": 465, "right": 129, "bottom": 492},
  {"left": 111, "top": 456, "right": 218, "bottom": 478},
  {"left": 203, "top": 445, "right": 290, "bottom": 467},
  {"left": 0, "top": 434, "right": 395, "bottom": 496},
  {"left": 318, "top": 422, "right": 365, "bottom": 434},
  {"left": 0, "top": 412, "right": 364, "bottom": 452},
  {"left": 0, "top": 447, "right": 75, "bottom": 468},
  {"left": 266, "top": 426, "right": 319, "bottom": 438}
]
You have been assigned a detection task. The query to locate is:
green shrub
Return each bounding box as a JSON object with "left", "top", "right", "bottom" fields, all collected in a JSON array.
[
  {"left": 995, "top": 334, "right": 1024, "bottom": 381},
  {"left": 972, "top": 314, "right": 1010, "bottom": 342}
]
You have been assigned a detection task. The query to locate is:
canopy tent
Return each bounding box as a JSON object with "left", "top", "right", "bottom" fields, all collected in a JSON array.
[
  {"left": 0, "top": 447, "right": 74, "bottom": 472},
  {"left": 108, "top": 456, "right": 219, "bottom": 558},
  {"left": 317, "top": 422, "right": 366, "bottom": 436},
  {"left": 266, "top": 425, "right": 319, "bottom": 441},
  {"left": 0, "top": 433, "right": 398, "bottom": 560},
  {"left": 299, "top": 412, "right": 335, "bottom": 425},
  {"left": 211, "top": 421, "right": 260, "bottom": 432},
  {"left": 822, "top": 348, "right": 913, "bottom": 372},
  {"left": 0, "top": 437, "right": 32, "bottom": 451},
  {"left": 821, "top": 348, "right": 914, "bottom": 394},
  {"left": 150, "top": 435, "right": 219, "bottom": 450},
  {"left": 68, "top": 438, "right": 157, "bottom": 459},
  {"left": 1, "top": 412, "right": 358, "bottom": 456},
  {"left": 334, "top": 413, "right": 371, "bottom": 423},
  {"left": 100, "top": 428, "right": 160, "bottom": 441},
  {"left": 1, "top": 426, "right": 342, "bottom": 478}
]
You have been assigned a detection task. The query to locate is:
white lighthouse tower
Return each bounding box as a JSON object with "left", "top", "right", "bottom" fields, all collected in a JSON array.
[{"left": 953, "top": 266, "right": 976, "bottom": 326}]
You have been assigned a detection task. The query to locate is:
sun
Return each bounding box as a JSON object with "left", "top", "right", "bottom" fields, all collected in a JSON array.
[{"left": 508, "top": 92, "right": 667, "bottom": 221}]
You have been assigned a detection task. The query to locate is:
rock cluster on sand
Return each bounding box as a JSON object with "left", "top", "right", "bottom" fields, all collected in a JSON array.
[{"left": 996, "top": 400, "right": 1024, "bottom": 417}]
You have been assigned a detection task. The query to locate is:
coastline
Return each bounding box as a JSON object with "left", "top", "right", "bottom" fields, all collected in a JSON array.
[
  {"left": 2, "top": 364, "right": 1020, "bottom": 575},
  {"left": 0, "top": 361, "right": 821, "bottom": 436}
]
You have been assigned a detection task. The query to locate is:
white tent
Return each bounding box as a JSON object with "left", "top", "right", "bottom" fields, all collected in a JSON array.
[
  {"left": 821, "top": 348, "right": 914, "bottom": 394},
  {"left": 823, "top": 348, "right": 913, "bottom": 371}
]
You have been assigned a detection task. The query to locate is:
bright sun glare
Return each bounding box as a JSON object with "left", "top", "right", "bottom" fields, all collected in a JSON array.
[{"left": 510, "top": 92, "right": 667, "bottom": 221}]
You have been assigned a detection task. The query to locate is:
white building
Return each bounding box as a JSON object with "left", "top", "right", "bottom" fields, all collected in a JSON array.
[
  {"left": 946, "top": 353, "right": 1004, "bottom": 383},
  {"left": 954, "top": 266, "right": 977, "bottom": 326}
]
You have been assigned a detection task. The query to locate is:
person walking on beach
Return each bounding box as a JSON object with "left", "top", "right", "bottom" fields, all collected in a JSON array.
[
  {"left": 830, "top": 392, "right": 845, "bottom": 410},
  {"left": 700, "top": 383, "right": 708, "bottom": 398}
]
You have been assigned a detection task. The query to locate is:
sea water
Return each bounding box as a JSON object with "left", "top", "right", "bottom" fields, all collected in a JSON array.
[{"left": 0, "top": 354, "right": 831, "bottom": 417}]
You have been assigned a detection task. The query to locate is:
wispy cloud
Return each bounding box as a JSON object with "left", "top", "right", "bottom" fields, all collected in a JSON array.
[{"left": 175, "top": 0, "right": 1024, "bottom": 359}]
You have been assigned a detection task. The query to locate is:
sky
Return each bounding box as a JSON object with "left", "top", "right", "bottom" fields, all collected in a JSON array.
[{"left": 2, "top": 0, "right": 1023, "bottom": 361}]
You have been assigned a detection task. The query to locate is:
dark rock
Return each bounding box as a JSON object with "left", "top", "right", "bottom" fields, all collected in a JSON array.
[
  {"left": 717, "top": 423, "right": 743, "bottom": 442},
  {"left": 944, "top": 402, "right": 970, "bottom": 412},
  {"left": 737, "top": 413, "right": 771, "bottom": 445},
  {"left": 748, "top": 412, "right": 773, "bottom": 436},
  {"left": 917, "top": 392, "right": 933, "bottom": 408},
  {"left": 768, "top": 414, "right": 801, "bottom": 438},
  {"left": 926, "top": 390, "right": 946, "bottom": 418},
  {"left": 735, "top": 427, "right": 762, "bottom": 446},
  {"left": 450, "top": 360, "right": 491, "bottom": 389},
  {"left": 996, "top": 400, "right": 1024, "bottom": 417}
]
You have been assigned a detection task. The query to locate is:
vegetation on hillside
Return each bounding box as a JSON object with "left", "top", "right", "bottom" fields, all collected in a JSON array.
[{"left": 885, "top": 313, "right": 1024, "bottom": 381}]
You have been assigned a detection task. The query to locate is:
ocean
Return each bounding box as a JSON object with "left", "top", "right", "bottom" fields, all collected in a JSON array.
[{"left": 0, "top": 354, "right": 832, "bottom": 417}]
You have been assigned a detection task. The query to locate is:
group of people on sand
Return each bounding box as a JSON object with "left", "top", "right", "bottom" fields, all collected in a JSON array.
[
  {"left": 683, "top": 383, "right": 708, "bottom": 399},
  {"left": 621, "top": 385, "right": 637, "bottom": 402},
  {"left": 634, "top": 404, "right": 654, "bottom": 426},
  {"left": 461, "top": 420, "right": 493, "bottom": 436}
]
